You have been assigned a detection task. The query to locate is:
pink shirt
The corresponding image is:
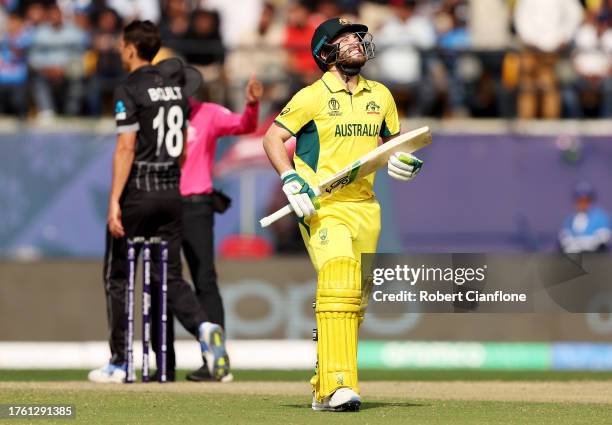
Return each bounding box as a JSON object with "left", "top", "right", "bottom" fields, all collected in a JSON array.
[{"left": 180, "top": 99, "right": 259, "bottom": 196}]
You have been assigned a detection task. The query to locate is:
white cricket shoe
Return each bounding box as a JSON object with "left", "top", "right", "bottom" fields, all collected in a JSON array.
[
  {"left": 88, "top": 363, "right": 126, "bottom": 383},
  {"left": 312, "top": 388, "right": 361, "bottom": 412}
]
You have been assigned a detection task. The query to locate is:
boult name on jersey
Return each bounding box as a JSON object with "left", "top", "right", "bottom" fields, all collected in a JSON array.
[{"left": 147, "top": 86, "right": 183, "bottom": 102}]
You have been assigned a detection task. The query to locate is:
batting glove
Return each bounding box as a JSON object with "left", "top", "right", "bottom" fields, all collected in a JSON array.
[
  {"left": 281, "top": 170, "right": 319, "bottom": 218},
  {"left": 388, "top": 152, "right": 423, "bottom": 181}
]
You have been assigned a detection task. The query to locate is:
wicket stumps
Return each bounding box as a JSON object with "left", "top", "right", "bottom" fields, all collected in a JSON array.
[{"left": 126, "top": 237, "right": 168, "bottom": 383}]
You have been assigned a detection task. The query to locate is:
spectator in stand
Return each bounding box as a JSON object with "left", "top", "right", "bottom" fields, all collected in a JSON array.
[
  {"left": 469, "top": 0, "right": 510, "bottom": 51},
  {"left": 159, "top": 0, "right": 190, "bottom": 54},
  {"left": 86, "top": 7, "right": 124, "bottom": 116},
  {"left": 314, "top": 0, "right": 361, "bottom": 19},
  {"left": 226, "top": 2, "right": 287, "bottom": 114},
  {"left": 183, "top": 9, "right": 225, "bottom": 66},
  {"left": 0, "top": 12, "right": 31, "bottom": 118},
  {"left": 106, "top": 0, "right": 160, "bottom": 24},
  {"left": 584, "top": 0, "right": 605, "bottom": 14},
  {"left": 435, "top": 0, "right": 474, "bottom": 117},
  {"left": 182, "top": 9, "right": 226, "bottom": 104},
  {"left": 469, "top": 0, "right": 513, "bottom": 118},
  {"left": 72, "top": 5, "right": 92, "bottom": 32},
  {"left": 28, "top": 3, "right": 89, "bottom": 119},
  {"left": 513, "top": 0, "right": 583, "bottom": 119},
  {"left": 198, "top": 0, "right": 262, "bottom": 48},
  {"left": 564, "top": 7, "right": 612, "bottom": 118},
  {"left": 559, "top": 182, "right": 610, "bottom": 253},
  {"left": 437, "top": 0, "right": 470, "bottom": 50},
  {"left": 374, "top": 0, "right": 437, "bottom": 116},
  {"left": 358, "top": 0, "right": 396, "bottom": 34},
  {"left": 24, "top": 2, "right": 47, "bottom": 28},
  {"left": 2, "top": 0, "right": 18, "bottom": 13},
  {"left": 314, "top": 0, "right": 344, "bottom": 19},
  {"left": 283, "top": 0, "right": 321, "bottom": 93}
]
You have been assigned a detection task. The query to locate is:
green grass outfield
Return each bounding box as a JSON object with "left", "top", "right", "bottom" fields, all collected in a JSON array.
[{"left": 1, "top": 370, "right": 612, "bottom": 424}]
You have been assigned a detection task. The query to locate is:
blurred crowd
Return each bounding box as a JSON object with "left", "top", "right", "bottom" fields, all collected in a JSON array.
[{"left": 1, "top": 0, "right": 612, "bottom": 120}]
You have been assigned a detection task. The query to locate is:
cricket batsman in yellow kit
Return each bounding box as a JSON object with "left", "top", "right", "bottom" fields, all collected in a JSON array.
[{"left": 263, "top": 17, "right": 424, "bottom": 412}]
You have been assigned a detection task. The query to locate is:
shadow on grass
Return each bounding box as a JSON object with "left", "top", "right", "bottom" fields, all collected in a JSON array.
[
  {"left": 362, "top": 401, "right": 428, "bottom": 410},
  {"left": 282, "top": 401, "right": 427, "bottom": 411}
]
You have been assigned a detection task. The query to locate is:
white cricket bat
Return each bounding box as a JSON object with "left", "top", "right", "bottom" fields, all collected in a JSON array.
[{"left": 259, "top": 126, "right": 432, "bottom": 228}]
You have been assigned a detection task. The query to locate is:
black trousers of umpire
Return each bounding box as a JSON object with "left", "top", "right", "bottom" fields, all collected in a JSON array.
[
  {"left": 103, "top": 187, "right": 208, "bottom": 368},
  {"left": 181, "top": 194, "right": 225, "bottom": 328}
]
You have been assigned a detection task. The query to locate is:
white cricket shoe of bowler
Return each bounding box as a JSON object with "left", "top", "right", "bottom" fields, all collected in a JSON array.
[{"left": 88, "top": 363, "right": 126, "bottom": 383}]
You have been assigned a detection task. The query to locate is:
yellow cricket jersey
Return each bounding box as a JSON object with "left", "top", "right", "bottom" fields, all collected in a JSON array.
[{"left": 274, "top": 71, "right": 400, "bottom": 203}]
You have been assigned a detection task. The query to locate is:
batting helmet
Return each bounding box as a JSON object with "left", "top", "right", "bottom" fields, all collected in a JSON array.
[{"left": 310, "top": 17, "right": 372, "bottom": 72}]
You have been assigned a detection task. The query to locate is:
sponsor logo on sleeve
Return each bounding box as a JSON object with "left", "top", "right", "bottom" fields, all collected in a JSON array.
[{"left": 115, "top": 100, "right": 126, "bottom": 120}]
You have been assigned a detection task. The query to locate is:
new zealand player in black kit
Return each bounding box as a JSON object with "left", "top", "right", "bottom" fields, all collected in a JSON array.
[{"left": 88, "top": 21, "right": 231, "bottom": 383}]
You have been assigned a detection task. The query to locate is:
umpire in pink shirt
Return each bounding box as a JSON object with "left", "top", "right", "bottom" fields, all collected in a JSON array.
[{"left": 180, "top": 75, "right": 262, "bottom": 381}]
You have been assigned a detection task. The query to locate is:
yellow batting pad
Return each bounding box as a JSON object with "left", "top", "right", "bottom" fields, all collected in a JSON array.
[
  {"left": 314, "top": 257, "right": 361, "bottom": 400},
  {"left": 359, "top": 274, "right": 374, "bottom": 327}
]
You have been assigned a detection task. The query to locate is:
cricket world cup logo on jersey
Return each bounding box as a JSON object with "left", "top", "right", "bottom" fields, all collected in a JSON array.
[{"left": 328, "top": 97, "right": 342, "bottom": 116}]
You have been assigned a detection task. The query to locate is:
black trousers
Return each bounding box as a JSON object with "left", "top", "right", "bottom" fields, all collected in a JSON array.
[
  {"left": 181, "top": 194, "right": 225, "bottom": 328},
  {"left": 103, "top": 188, "right": 207, "bottom": 367}
]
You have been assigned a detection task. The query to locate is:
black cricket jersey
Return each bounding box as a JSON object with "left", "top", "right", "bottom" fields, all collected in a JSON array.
[{"left": 113, "top": 65, "right": 190, "bottom": 192}]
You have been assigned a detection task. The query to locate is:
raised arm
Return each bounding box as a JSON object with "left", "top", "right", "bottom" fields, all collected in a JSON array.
[{"left": 215, "top": 75, "right": 263, "bottom": 137}]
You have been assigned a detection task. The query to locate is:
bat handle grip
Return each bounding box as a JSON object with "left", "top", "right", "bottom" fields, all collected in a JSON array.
[{"left": 259, "top": 204, "right": 294, "bottom": 228}]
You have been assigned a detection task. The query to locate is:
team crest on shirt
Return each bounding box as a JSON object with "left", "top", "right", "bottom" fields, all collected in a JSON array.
[
  {"left": 319, "top": 228, "right": 328, "bottom": 245},
  {"left": 328, "top": 97, "right": 341, "bottom": 116},
  {"left": 335, "top": 373, "right": 344, "bottom": 385},
  {"left": 115, "top": 100, "right": 126, "bottom": 120},
  {"left": 365, "top": 101, "right": 380, "bottom": 115}
]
